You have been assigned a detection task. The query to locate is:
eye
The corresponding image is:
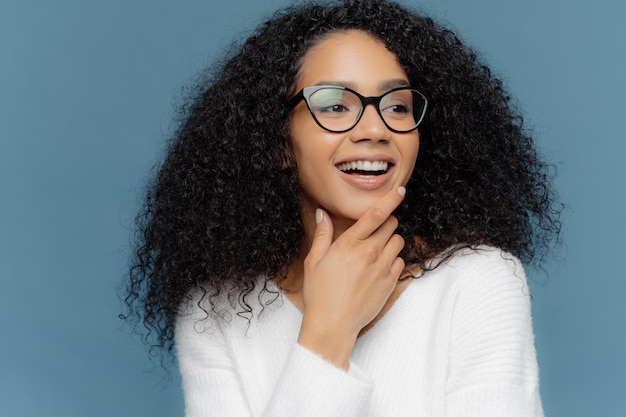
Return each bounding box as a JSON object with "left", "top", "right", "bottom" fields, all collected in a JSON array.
[
  {"left": 381, "top": 101, "right": 412, "bottom": 119},
  {"left": 316, "top": 103, "right": 349, "bottom": 113},
  {"left": 380, "top": 90, "right": 414, "bottom": 118},
  {"left": 309, "top": 88, "right": 358, "bottom": 117},
  {"left": 383, "top": 103, "right": 410, "bottom": 114}
]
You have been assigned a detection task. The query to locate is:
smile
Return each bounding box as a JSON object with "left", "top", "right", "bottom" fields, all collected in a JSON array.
[{"left": 336, "top": 160, "right": 390, "bottom": 175}]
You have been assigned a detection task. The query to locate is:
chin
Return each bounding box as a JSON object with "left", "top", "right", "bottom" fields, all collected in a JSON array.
[{"left": 329, "top": 199, "right": 377, "bottom": 223}]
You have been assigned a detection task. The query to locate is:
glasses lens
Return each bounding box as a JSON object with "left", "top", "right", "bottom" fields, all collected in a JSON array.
[
  {"left": 379, "top": 89, "right": 426, "bottom": 132},
  {"left": 307, "top": 88, "right": 361, "bottom": 132}
]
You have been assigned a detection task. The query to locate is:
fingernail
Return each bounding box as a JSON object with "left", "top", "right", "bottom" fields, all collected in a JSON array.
[
  {"left": 315, "top": 208, "right": 323, "bottom": 224},
  {"left": 398, "top": 186, "right": 406, "bottom": 197}
]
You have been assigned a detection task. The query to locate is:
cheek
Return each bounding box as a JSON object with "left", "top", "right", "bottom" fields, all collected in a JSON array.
[
  {"left": 412, "top": 143, "right": 420, "bottom": 166},
  {"left": 406, "top": 134, "right": 420, "bottom": 161},
  {"left": 401, "top": 136, "right": 420, "bottom": 181},
  {"left": 290, "top": 118, "right": 336, "bottom": 169}
]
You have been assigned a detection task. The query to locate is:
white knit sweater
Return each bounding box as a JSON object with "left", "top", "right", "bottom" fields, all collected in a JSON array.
[{"left": 175, "top": 246, "right": 544, "bottom": 417}]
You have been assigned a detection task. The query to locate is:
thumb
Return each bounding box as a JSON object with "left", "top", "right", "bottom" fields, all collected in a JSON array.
[{"left": 306, "top": 208, "right": 333, "bottom": 264}]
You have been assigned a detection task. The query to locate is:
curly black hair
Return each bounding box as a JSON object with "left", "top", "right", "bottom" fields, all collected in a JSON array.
[{"left": 123, "top": 0, "right": 561, "bottom": 356}]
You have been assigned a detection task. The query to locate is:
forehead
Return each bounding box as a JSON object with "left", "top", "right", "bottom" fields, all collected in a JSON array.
[{"left": 294, "top": 29, "right": 408, "bottom": 92}]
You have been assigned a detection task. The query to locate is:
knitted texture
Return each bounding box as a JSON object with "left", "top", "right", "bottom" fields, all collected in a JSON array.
[{"left": 175, "top": 246, "right": 544, "bottom": 417}]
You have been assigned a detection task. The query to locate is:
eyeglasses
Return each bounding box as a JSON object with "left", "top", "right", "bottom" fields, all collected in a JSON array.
[{"left": 288, "top": 85, "right": 428, "bottom": 133}]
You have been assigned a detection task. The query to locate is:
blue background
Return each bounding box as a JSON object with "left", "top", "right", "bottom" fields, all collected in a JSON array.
[{"left": 1, "top": 0, "right": 624, "bottom": 416}]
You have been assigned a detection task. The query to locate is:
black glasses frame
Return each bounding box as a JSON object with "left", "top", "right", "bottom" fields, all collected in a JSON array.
[{"left": 288, "top": 85, "right": 428, "bottom": 133}]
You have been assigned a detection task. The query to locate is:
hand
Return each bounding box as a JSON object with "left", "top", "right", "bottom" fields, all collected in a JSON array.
[{"left": 297, "top": 187, "right": 406, "bottom": 368}]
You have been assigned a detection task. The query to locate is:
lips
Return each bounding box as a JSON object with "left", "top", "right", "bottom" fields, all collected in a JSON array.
[{"left": 335, "top": 157, "right": 396, "bottom": 190}]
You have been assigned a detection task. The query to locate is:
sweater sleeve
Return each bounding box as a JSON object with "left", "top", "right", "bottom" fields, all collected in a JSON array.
[
  {"left": 445, "top": 250, "right": 544, "bottom": 417},
  {"left": 175, "top": 304, "right": 373, "bottom": 417}
]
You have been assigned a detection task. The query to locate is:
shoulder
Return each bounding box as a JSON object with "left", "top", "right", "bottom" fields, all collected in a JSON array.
[
  {"left": 178, "top": 276, "right": 274, "bottom": 319},
  {"left": 421, "top": 246, "right": 532, "bottom": 318},
  {"left": 437, "top": 245, "right": 523, "bottom": 273},
  {"left": 429, "top": 246, "right": 534, "bottom": 335},
  {"left": 175, "top": 277, "right": 291, "bottom": 343},
  {"left": 428, "top": 246, "right": 527, "bottom": 289},
  {"left": 175, "top": 277, "right": 286, "bottom": 365},
  {"left": 175, "top": 279, "right": 251, "bottom": 340}
]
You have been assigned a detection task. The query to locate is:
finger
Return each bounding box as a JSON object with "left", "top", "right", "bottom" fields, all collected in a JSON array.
[
  {"left": 356, "top": 216, "right": 399, "bottom": 260},
  {"left": 350, "top": 186, "right": 406, "bottom": 241},
  {"left": 305, "top": 208, "right": 334, "bottom": 267},
  {"left": 381, "top": 233, "right": 406, "bottom": 276},
  {"left": 388, "top": 255, "right": 406, "bottom": 280},
  {"left": 368, "top": 215, "right": 399, "bottom": 250},
  {"left": 379, "top": 233, "right": 405, "bottom": 263},
  {"left": 359, "top": 230, "right": 404, "bottom": 275}
]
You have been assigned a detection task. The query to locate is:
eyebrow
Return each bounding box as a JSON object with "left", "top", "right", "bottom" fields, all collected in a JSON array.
[{"left": 313, "top": 79, "right": 410, "bottom": 92}]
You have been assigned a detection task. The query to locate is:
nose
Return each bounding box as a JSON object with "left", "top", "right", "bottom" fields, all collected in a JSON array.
[{"left": 349, "top": 103, "right": 392, "bottom": 142}]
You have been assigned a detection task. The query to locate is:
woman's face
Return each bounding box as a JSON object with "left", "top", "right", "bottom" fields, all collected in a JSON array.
[{"left": 289, "top": 30, "right": 420, "bottom": 225}]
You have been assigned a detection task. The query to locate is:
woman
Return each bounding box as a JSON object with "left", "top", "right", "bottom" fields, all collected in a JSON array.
[{"left": 125, "top": 0, "right": 561, "bottom": 415}]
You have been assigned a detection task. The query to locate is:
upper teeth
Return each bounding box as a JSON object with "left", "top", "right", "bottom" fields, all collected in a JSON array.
[{"left": 337, "top": 160, "right": 389, "bottom": 172}]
